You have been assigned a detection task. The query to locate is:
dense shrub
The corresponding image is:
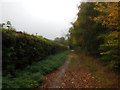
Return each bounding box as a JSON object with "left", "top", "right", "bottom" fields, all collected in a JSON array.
[{"left": 2, "top": 28, "right": 67, "bottom": 76}]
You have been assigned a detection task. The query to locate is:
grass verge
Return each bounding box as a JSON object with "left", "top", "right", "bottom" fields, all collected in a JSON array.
[
  {"left": 78, "top": 52, "right": 119, "bottom": 88},
  {"left": 69, "top": 57, "right": 75, "bottom": 68},
  {"left": 2, "top": 50, "right": 70, "bottom": 88}
]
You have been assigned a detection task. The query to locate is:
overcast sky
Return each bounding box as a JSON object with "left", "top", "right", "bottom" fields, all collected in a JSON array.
[{"left": 0, "top": 0, "right": 81, "bottom": 40}]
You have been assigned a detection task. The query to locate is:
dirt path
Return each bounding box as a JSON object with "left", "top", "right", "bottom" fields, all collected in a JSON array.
[
  {"left": 51, "top": 57, "right": 71, "bottom": 88},
  {"left": 41, "top": 51, "right": 119, "bottom": 88},
  {"left": 41, "top": 53, "right": 72, "bottom": 88}
]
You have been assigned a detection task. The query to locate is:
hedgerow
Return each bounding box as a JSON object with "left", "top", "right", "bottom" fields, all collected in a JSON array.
[{"left": 2, "top": 28, "right": 67, "bottom": 76}]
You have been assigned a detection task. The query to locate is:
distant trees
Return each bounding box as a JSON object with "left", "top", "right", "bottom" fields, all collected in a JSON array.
[
  {"left": 54, "top": 37, "right": 68, "bottom": 46},
  {"left": 0, "top": 23, "right": 5, "bottom": 27},
  {"left": 0, "top": 21, "right": 15, "bottom": 30}
]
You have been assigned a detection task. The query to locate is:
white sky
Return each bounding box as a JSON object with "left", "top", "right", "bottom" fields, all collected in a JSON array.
[{"left": 0, "top": 0, "right": 81, "bottom": 40}]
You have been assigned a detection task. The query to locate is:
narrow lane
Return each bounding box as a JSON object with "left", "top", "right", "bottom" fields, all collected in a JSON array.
[
  {"left": 41, "top": 52, "right": 119, "bottom": 88},
  {"left": 41, "top": 53, "right": 72, "bottom": 88},
  {"left": 51, "top": 57, "right": 71, "bottom": 88}
]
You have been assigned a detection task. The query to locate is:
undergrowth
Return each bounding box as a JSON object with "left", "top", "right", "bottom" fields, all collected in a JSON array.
[
  {"left": 78, "top": 52, "right": 119, "bottom": 88},
  {"left": 2, "top": 50, "right": 69, "bottom": 88}
]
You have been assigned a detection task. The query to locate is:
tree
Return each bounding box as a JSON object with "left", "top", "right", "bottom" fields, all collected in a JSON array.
[
  {"left": 68, "top": 2, "right": 119, "bottom": 70},
  {"left": 93, "top": 2, "right": 120, "bottom": 30},
  {"left": 69, "top": 2, "right": 104, "bottom": 54},
  {"left": 54, "top": 37, "right": 60, "bottom": 42},
  {"left": 1, "top": 23, "right": 5, "bottom": 27},
  {"left": 93, "top": 2, "right": 120, "bottom": 70},
  {"left": 7, "top": 21, "right": 11, "bottom": 25},
  {"left": 54, "top": 37, "right": 67, "bottom": 45},
  {"left": 1, "top": 21, "right": 15, "bottom": 31}
]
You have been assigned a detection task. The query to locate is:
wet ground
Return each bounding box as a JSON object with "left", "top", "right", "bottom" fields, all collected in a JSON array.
[{"left": 41, "top": 51, "right": 119, "bottom": 88}]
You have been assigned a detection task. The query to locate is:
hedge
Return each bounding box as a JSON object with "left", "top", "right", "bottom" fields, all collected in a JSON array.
[{"left": 2, "top": 28, "right": 67, "bottom": 76}]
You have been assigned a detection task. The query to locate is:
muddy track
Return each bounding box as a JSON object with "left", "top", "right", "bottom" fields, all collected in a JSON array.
[
  {"left": 41, "top": 51, "right": 119, "bottom": 88},
  {"left": 41, "top": 53, "right": 72, "bottom": 88},
  {"left": 51, "top": 57, "right": 71, "bottom": 88}
]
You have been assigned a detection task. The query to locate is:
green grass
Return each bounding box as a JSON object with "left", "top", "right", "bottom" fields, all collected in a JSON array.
[
  {"left": 2, "top": 50, "right": 69, "bottom": 88},
  {"left": 88, "top": 64, "right": 97, "bottom": 73},
  {"left": 69, "top": 57, "right": 75, "bottom": 68},
  {"left": 78, "top": 52, "right": 119, "bottom": 88}
]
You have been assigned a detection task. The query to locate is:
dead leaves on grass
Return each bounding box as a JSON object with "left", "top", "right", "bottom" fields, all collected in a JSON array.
[{"left": 41, "top": 53, "right": 117, "bottom": 88}]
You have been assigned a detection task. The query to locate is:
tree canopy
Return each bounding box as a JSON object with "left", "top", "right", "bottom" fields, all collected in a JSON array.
[{"left": 68, "top": 2, "right": 119, "bottom": 70}]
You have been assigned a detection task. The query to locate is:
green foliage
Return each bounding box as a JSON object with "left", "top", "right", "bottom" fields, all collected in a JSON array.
[
  {"left": 2, "top": 72, "right": 43, "bottom": 88},
  {"left": 70, "top": 57, "right": 75, "bottom": 68},
  {"left": 88, "top": 65, "right": 97, "bottom": 73},
  {"left": 2, "top": 50, "right": 69, "bottom": 88},
  {"left": 69, "top": 2, "right": 104, "bottom": 55},
  {"left": 2, "top": 28, "right": 67, "bottom": 76},
  {"left": 54, "top": 37, "right": 68, "bottom": 46},
  {"left": 68, "top": 2, "right": 119, "bottom": 71},
  {"left": 99, "top": 31, "right": 119, "bottom": 70}
]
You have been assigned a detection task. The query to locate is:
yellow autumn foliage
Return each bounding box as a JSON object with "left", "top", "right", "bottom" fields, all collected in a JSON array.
[
  {"left": 72, "top": 37, "right": 77, "bottom": 45},
  {"left": 93, "top": 2, "right": 119, "bottom": 30}
]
